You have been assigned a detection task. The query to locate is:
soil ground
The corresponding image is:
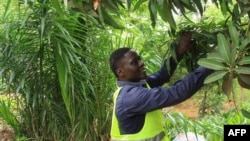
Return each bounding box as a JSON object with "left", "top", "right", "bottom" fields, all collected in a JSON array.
[
  {"left": 169, "top": 97, "right": 235, "bottom": 119},
  {"left": 0, "top": 120, "right": 14, "bottom": 141}
]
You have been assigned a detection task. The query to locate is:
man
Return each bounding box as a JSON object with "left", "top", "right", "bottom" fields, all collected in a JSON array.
[{"left": 109, "top": 32, "right": 213, "bottom": 141}]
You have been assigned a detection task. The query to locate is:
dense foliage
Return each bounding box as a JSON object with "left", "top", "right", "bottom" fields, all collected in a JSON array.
[{"left": 0, "top": 0, "right": 249, "bottom": 140}]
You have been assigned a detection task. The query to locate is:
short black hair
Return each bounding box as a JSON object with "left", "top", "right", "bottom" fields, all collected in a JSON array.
[{"left": 109, "top": 47, "right": 131, "bottom": 77}]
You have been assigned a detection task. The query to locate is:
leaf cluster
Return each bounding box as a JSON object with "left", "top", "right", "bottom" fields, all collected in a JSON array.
[{"left": 198, "top": 23, "right": 250, "bottom": 96}]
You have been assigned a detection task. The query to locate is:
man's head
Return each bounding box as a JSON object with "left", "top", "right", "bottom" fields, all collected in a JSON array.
[{"left": 109, "top": 47, "right": 147, "bottom": 82}]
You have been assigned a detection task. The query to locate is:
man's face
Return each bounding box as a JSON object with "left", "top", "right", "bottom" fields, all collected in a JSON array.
[{"left": 116, "top": 50, "right": 147, "bottom": 82}]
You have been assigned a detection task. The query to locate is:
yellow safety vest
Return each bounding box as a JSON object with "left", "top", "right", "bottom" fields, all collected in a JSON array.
[{"left": 110, "top": 87, "right": 169, "bottom": 141}]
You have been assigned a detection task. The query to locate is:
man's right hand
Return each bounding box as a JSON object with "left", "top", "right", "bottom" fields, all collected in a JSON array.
[{"left": 177, "top": 31, "right": 195, "bottom": 57}]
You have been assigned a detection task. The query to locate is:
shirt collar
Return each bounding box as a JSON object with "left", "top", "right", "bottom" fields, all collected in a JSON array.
[{"left": 116, "top": 79, "right": 147, "bottom": 87}]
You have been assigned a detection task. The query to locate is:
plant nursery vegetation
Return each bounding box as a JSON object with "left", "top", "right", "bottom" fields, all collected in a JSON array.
[{"left": 0, "top": 0, "right": 250, "bottom": 141}]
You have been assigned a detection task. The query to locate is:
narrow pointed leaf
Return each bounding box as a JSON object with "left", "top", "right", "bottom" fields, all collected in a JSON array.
[
  {"left": 102, "top": 0, "right": 120, "bottom": 12},
  {"left": 172, "top": 0, "right": 184, "bottom": 12},
  {"left": 40, "top": 17, "right": 45, "bottom": 39},
  {"left": 198, "top": 58, "right": 227, "bottom": 70},
  {"left": 241, "top": 109, "right": 250, "bottom": 119},
  {"left": 127, "top": 0, "right": 132, "bottom": 9},
  {"left": 204, "top": 71, "right": 228, "bottom": 84},
  {"left": 234, "top": 66, "right": 250, "bottom": 74},
  {"left": 51, "top": 0, "right": 64, "bottom": 16},
  {"left": 193, "top": 0, "right": 203, "bottom": 15},
  {"left": 149, "top": 0, "right": 157, "bottom": 27},
  {"left": 55, "top": 50, "right": 72, "bottom": 121},
  {"left": 134, "top": 0, "right": 147, "bottom": 11},
  {"left": 220, "top": 0, "right": 228, "bottom": 15},
  {"left": 217, "top": 33, "right": 231, "bottom": 64},
  {"left": 157, "top": 0, "right": 176, "bottom": 29},
  {"left": 101, "top": 6, "right": 124, "bottom": 29},
  {"left": 180, "top": 0, "right": 197, "bottom": 12},
  {"left": 238, "top": 56, "right": 250, "bottom": 65}
]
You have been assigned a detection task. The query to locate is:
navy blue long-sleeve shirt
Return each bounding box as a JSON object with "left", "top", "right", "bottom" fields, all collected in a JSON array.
[{"left": 115, "top": 57, "right": 213, "bottom": 134}]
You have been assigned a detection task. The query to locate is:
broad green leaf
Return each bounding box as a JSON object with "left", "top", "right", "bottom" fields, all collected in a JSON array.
[
  {"left": 228, "top": 23, "right": 238, "bottom": 66},
  {"left": 239, "top": 35, "right": 250, "bottom": 51},
  {"left": 238, "top": 56, "right": 250, "bottom": 65},
  {"left": 228, "top": 23, "right": 239, "bottom": 46},
  {"left": 241, "top": 109, "right": 250, "bottom": 119},
  {"left": 234, "top": 66, "right": 250, "bottom": 74},
  {"left": 206, "top": 52, "right": 225, "bottom": 63},
  {"left": 198, "top": 58, "right": 227, "bottom": 70},
  {"left": 204, "top": 71, "right": 228, "bottom": 84},
  {"left": 217, "top": 33, "right": 231, "bottom": 64}
]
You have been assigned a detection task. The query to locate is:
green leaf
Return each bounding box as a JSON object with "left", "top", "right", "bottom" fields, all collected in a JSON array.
[
  {"left": 238, "top": 75, "right": 250, "bottom": 89},
  {"left": 204, "top": 71, "right": 228, "bottom": 84},
  {"left": 157, "top": 0, "right": 176, "bottom": 29},
  {"left": 193, "top": 0, "right": 203, "bottom": 15},
  {"left": 55, "top": 48, "right": 73, "bottom": 122},
  {"left": 51, "top": 0, "right": 64, "bottom": 16},
  {"left": 101, "top": 6, "right": 124, "bottom": 29},
  {"left": 198, "top": 58, "right": 227, "bottom": 70},
  {"left": 127, "top": 0, "right": 133, "bottom": 9},
  {"left": 102, "top": 0, "right": 120, "bottom": 12},
  {"left": 180, "top": 0, "right": 197, "bottom": 12},
  {"left": 234, "top": 66, "right": 250, "bottom": 74},
  {"left": 217, "top": 33, "right": 231, "bottom": 64},
  {"left": 172, "top": 0, "right": 184, "bottom": 12},
  {"left": 238, "top": 56, "right": 250, "bottom": 65},
  {"left": 239, "top": 35, "right": 250, "bottom": 51},
  {"left": 238, "top": 74, "right": 250, "bottom": 85},
  {"left": 220, "top": 0, "right": 228, "bottom": 16},
  {"left": 228, "top": 23, "right": 238, "bottom": 65},
  {"left": 134, "top": 0, "right": 147, "bottom": 11},
  {"left": 228, "top": 23, "right": 239, "bottom": 46},
  {"left": 149, "top": 0, "right": 157, "bottom": 28},
  {"left": 232, "top": 4, "right": 240, "bottom": 24},
  {"left": 241, "top": 109, "right": 250, "bottom": 119},
  {"left": 206, "top": 52, "right": 225, "bottom": 63}
]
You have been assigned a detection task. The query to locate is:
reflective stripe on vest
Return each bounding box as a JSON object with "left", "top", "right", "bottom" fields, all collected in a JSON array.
[
  {"left": 111, "top": 131, "right": 165, "bottom": 141},
  {"left": 110, "top": 87, "right": 167, "bottom": 141}
]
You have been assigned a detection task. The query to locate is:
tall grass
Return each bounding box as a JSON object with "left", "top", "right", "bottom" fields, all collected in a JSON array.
[{"left": 0, "top": 0, "right": 115, "bottom": 140}]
